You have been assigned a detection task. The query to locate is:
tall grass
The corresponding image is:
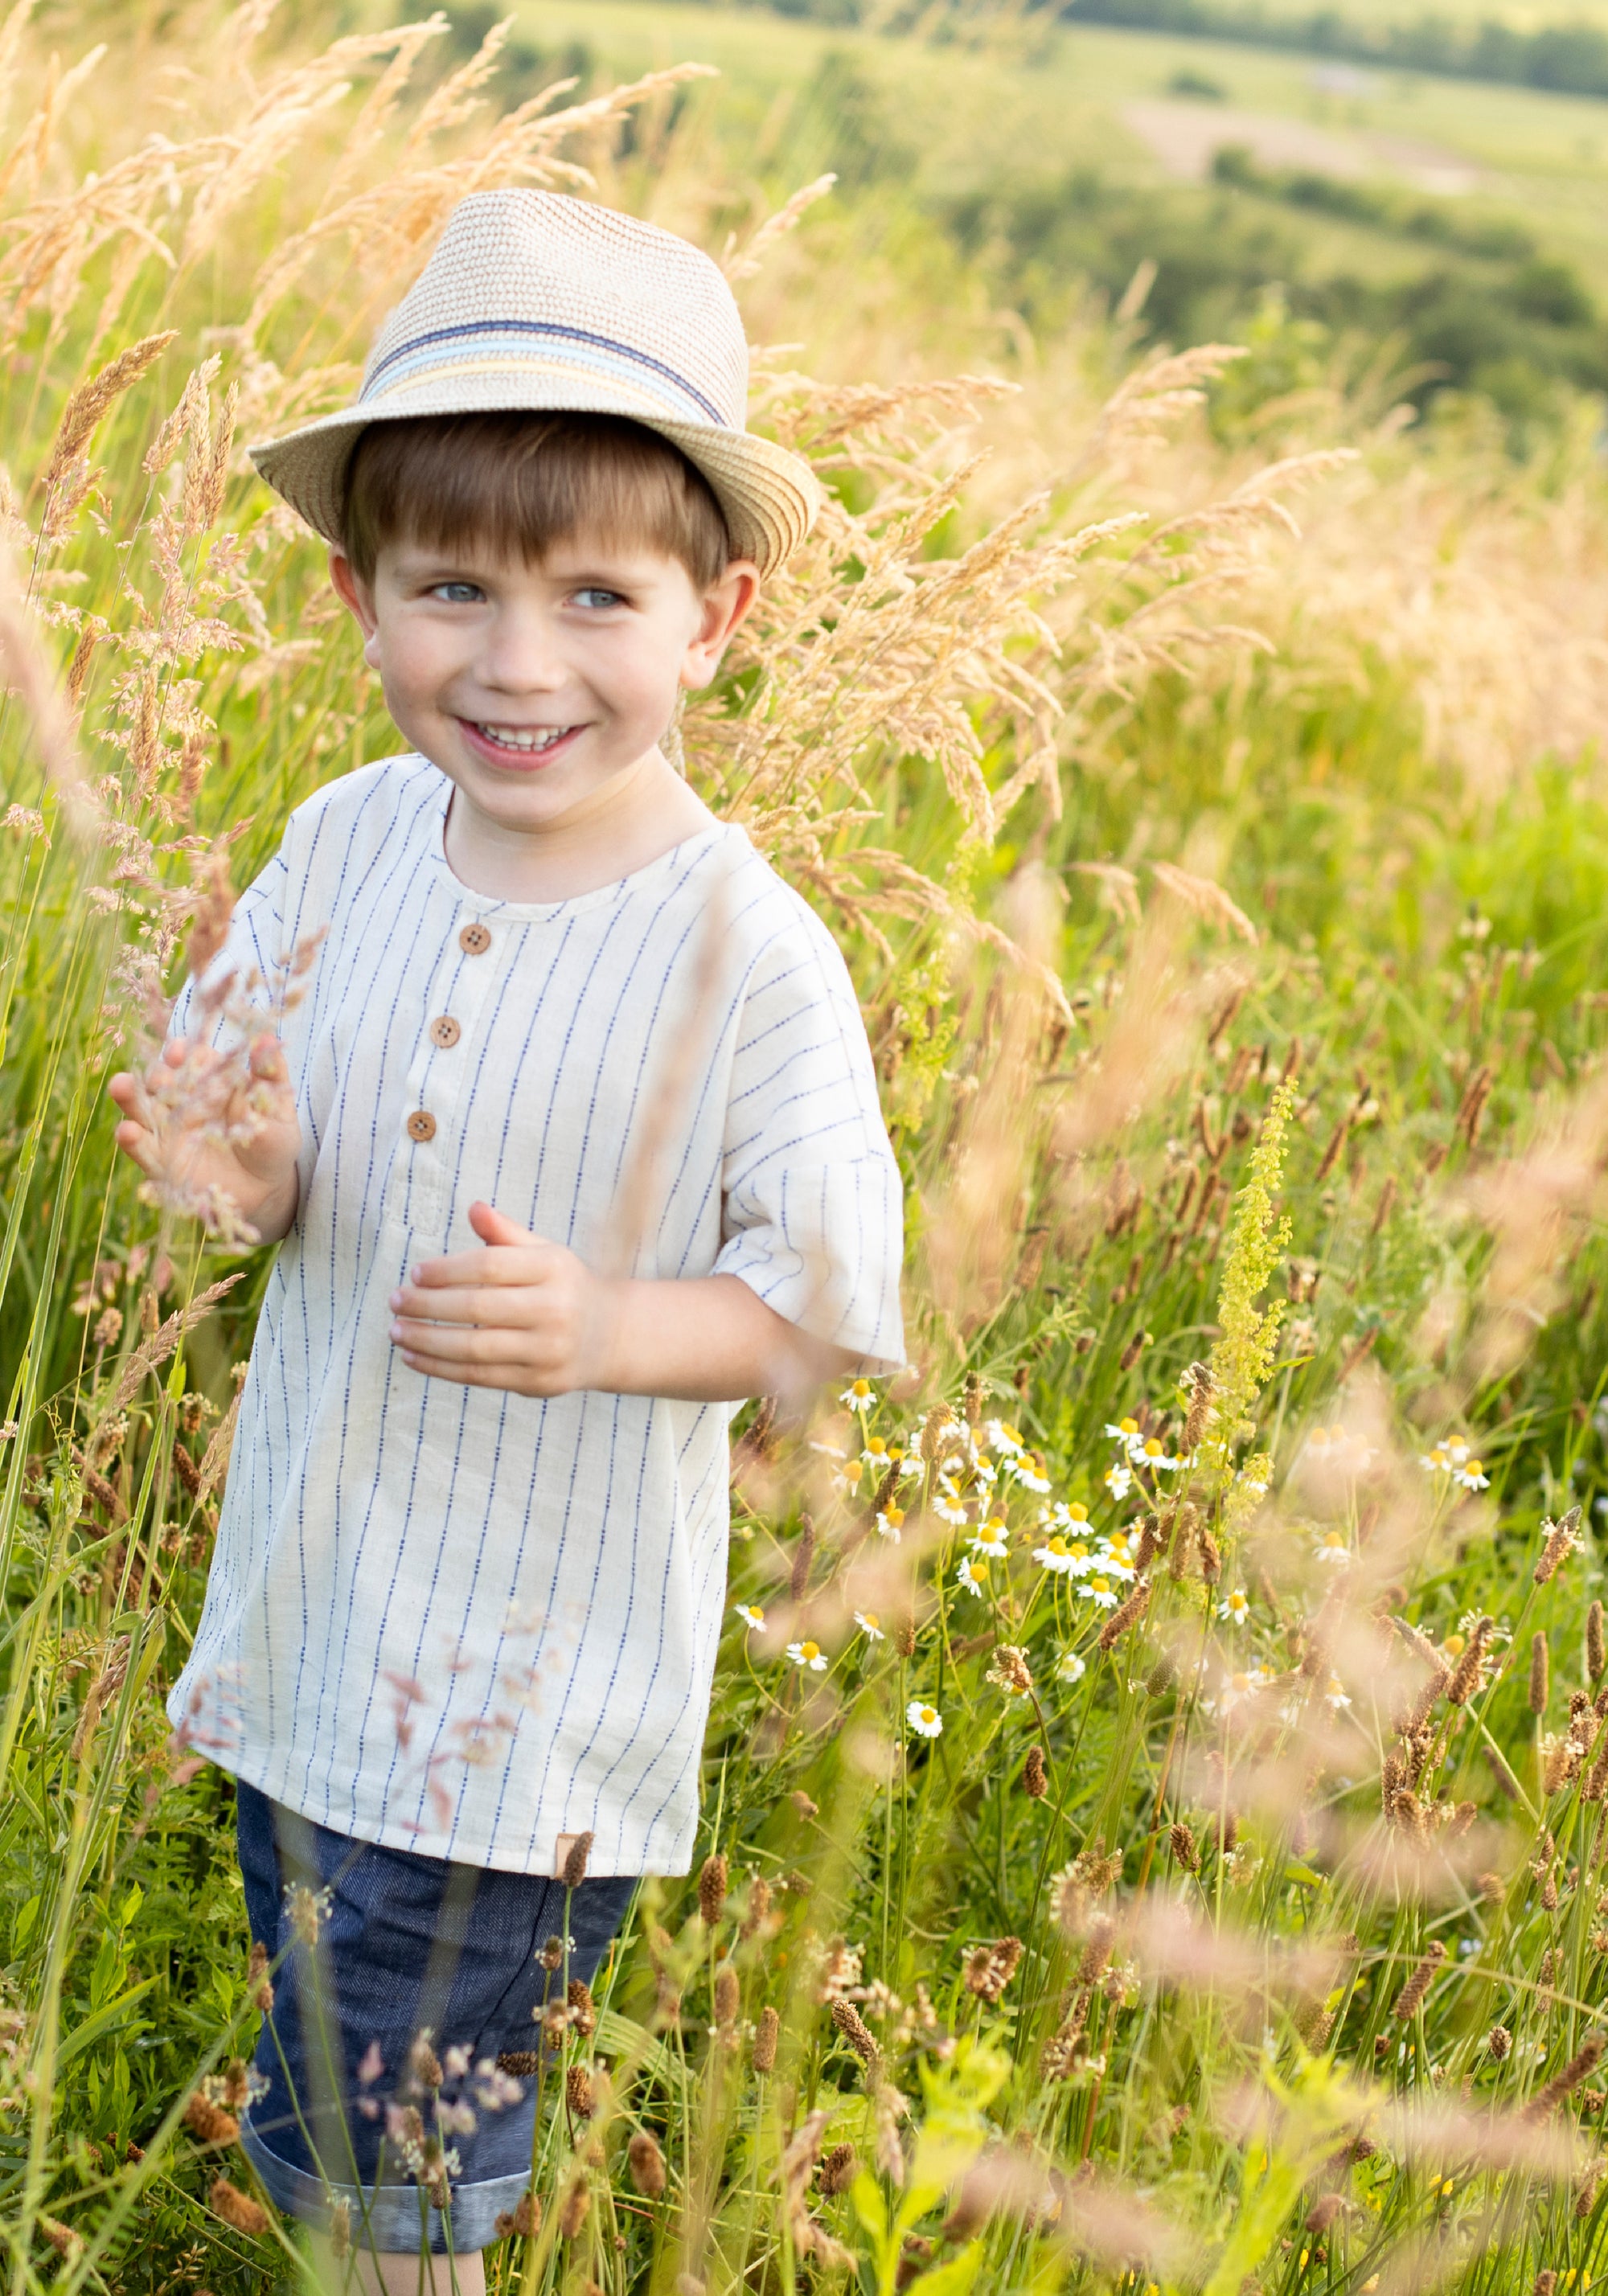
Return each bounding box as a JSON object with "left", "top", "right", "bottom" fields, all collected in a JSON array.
[{"left": 7, "top": 3, "right": 1608, "bottom": 2292}]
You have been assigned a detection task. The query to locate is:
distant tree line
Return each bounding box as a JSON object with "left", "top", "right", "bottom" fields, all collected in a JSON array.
[
  {"left": 736, "top": 0, "right": 1608, "bottom": 100},
  {"left": 1059, "top": 0, "right": 1608, "bottom": 100}
]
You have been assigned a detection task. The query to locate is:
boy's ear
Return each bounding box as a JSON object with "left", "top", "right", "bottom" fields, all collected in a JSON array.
[
  {"left": 680, "top": 560, "right": 761, "bottom": 691},
  {"left": 329, "top": 548, "right": 382, "bottom": 669}
]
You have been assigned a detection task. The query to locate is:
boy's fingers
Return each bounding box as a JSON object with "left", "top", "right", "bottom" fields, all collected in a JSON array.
[
  {"left": 113, "top": 1118, "right": 159, "bottom": 1176},
  {"left": 404, "top": 1244, "right": 558, "bottom": 1294},
  {"left": 390, "top": 1285, "right": 544, "bottom": 1329},
  {"left": 467, "top": 1199, "right": 539, "bottom": 1249},
  {"left": 392, "top": 1320, "right": 546, "bottom": 1368}
]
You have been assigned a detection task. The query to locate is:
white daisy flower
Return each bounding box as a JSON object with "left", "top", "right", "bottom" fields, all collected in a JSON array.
[
  {"left": 1056, "top": 1650, "right": 1087, "bottom": 1683},
  {"left": 1138, "top": 1435, "right": 1181, "bottom": 1472},
  {"left": 970, "top": 1518, "right": 1011, "bottom": 1559},
  {"left": 1105, "top": 1417, "right": 1145, "bottom": 1459},
  {"left": 1104, "top": 1462, "right": 1134, "bottom": 1503},
  {"left": 972, "top": 1453, "right": 998, "bottom": 1488},
  {"left": 907, "top": 1699, "right": 943, "bottom": 1738},
  {"left": 839, "top": 1378, "right": 875, "bottom": 1412},
  {"left": 1081, "top": 1574, "right": 1119, "bottom": 1610},
  {"left": 1324, "top": 1675, "right": 1352, "bottom": 1710},
  {"left": 955, "top": 1556, "right": 991, "bottom": 1599},
  {"left": 1216, "top": 1666, "right": 1271, "bottom": 1716},
  {"left": 898, "top": 1453, "right": 925, "bottom": 1482},
  {"left": 875, "top": 1504, "right": 906, "bottom": 1544},
  {"left": 984, "top": 1418, "right": 1024, "bottom": 1457},
  {"left": 933, "top": 1495, "right": 970, "bottom": 1527},
  {"left": 1009, "top": 1451, "right": 1052, "bottom": 1493},
  {"left": 1033, "top": 1533, "right": 1080, "bottom": 1576},
  {"left": 1099, "top": 1541, "right": 1137, "bottom": 1584},
  {"left": 786, "top": 1639, "right": 829, "bottom": 1672},
  {"left": 855, "top": 1610, "right": 886, "bottom": 1641},
  {"left": 1454, "top": 1458, "right": 1489, "bottom": 1492},
  {"left": 1313, "top": 1528, "right": 1350, "bottom": 1567},
  {"left": 732, "top": 1601, "right": 767, "bottom": 1631},
  {"left": 1216, "top": 1588, "right": 1250, "bottom": 1626},
  {"left": 831, "top": 1458, "right": 866, "bottom": 1498}
]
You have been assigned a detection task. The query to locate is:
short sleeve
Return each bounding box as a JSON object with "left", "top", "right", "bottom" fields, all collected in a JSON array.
[{"left": 713, "top": 903, "right": 905, "bottom": 1372}]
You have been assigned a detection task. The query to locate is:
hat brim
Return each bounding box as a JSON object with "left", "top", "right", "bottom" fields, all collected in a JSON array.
[{"left": 248, "top": 371, "right": 820, "bottom": 577}]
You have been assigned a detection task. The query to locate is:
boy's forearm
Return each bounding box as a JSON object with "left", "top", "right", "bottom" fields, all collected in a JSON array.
[{"left": 592, "top": 1273, "right": 852, "bottom": 1403}]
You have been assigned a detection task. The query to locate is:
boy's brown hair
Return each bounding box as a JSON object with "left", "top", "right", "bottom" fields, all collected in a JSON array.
[{"left": 339, "top": 410, "right": 732, "bottom": 588}]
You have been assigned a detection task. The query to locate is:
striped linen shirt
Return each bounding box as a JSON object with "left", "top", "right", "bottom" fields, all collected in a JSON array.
[{"left": 165, "top": 755, "right": 904, "bottom": 1876}]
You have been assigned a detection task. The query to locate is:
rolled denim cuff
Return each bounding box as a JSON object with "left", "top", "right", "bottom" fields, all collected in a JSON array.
[{"left": 241, "top": 2115, "right": 528, "bottom": 2254}]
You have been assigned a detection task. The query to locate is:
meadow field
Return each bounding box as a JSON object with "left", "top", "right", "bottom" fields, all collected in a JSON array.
[{"left": 12, "top": 0, "right": 1608, "bottom": 2290}]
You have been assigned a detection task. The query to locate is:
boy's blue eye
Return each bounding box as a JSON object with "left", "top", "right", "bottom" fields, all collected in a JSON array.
[
  {"left": 432, "top": 581, "right": 483, "bottom": 605},
  {"left": 572, "top": 587, "right": 626, "bottom": 610}
]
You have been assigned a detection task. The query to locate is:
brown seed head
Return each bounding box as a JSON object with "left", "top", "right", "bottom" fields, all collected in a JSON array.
[
  {"left": 819, "top": 2141, "right": 859, "bottom": 2196},
  {"left": 714, "top": 1964, "right": 740, "bottom": 2027},
  {"left": 1536, "top": 2274, "right": 1557, "bottom": 2296},
  {"left": 921, "top": 1404, "right": 956, "bottom": 1465},
  {"left": 183, "top": 2093, "right": 240, "bottom": 2146},
  {"left": 753, "top": 2003, "right": 780, "bottom": 2073},
  {"left": 699, "top": 1851, "right": 729, "bottom": 1926},
  {"left": 1536, "top": 1507, "right": 1583, "bottom": 1588},
  {"left": 1169, "top": 1821, "right": 1199, "bottom": 1872},
  {"left": 493, "top": 2191, "right": 540, "bottom": 2239},
  {"left": 1305, "top": 2194, "right": 1346, "bottom": 2233},
  {"left": 562, "top": 1831, "right": 594, "bottom": 1889},
  {"left": 790, "top": 1515, "right": 816, "bottom": 1601},
  {"left": 1531, "top": 1630, "right": 1551, "bottom": 1716},
  {"left": 963, "top": 1937, "right": 1023, "bottom": 2003},
  {"left": 1487, "top": 2024, "right": 1513, "bottom": 2060},
  {"left": 541, "top": 1935, "right": 566, "bottom": 1971},
  {"left": 831, "top": 1998, "right": 880, "bottom": 2067},
  {"left": 209, "top": 2178, "right": 268, "bottom": 2237},
  {"left": 410, "top": 2036, "right": 443, "bottom": 2091},
  {"left": 1526, "top": 2036, "right": 1606, "bottom": 2120},
  {"left": 1393, "top": 1941, "right": 1446, "bottom": 2020},
  {"left": 1446, "top": 1617, "right": 1494, "bottom": 1707},
  {"left": 894, "top": 1612, "right": 917, "bottom": 1658},
  {"left": 1021, "top": 1745, "right": 1048, "bottom": 1800},
  {"left": 567, "top": 1978, "right": 596, "bottom": 2037},
  {"left": 1183, "top": 1363, "right": 1213, "bottom": 1451},
  {"left": 628, "top": 2130, "right": 667, "bottom": 2197},
  {"left": 1118, "top": 1329, "right": 1150, "bottom": 1372},
  {"left": 559, "top": 2177, "right": 591, "bottom": 2239},
  {"left": 1098, "top": 1580, "right": 1151, "bottom": 1650},
  {"left": 247, "top": 1938, "right": 273, "bottom": 2014},
  {"left": 740, "top": 1875, "right": 772, "bottom": 1937},
  {"left": 566, "top": 2063, "right": 595, "bottom": 2119}
]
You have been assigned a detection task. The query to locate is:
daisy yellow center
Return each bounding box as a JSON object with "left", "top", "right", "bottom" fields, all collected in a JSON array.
[
  {"left": 1091, "top": 1576, "right": 1110, "bottom": 1595},
  {"left": 884, "top": 1505, "right": 904, "bottom": 1527},
  {"left": 1322, "top": 1531, "right": 1345, "bottom": 1549},
  {"left": 918, "top": 1707, "right": 937, "bottom": 1724},
  {"left": 969, "top": 1560, "right": 989, "bottom": 1581},
  {"left": 851, "top": 1380, "right": 871, "bottom": 1398},
  {"left": 1069, "top": 1503, "right": 1089, "bottom": 1522},
  {"left": 1144, "top": 1438, "right": 1163, "bottom": 1458},
  {"left": 1046, "top": 1535, "right": 1069, "bottom": 1556},
  {"left": 800, "top": 1642, "right": 820, "bottom": 1661},
  {"left": 867, "top": 1437, "right": 886, "bottom": 1456},
  {"left": 1119, "top": 1418, "right": 1138, "bottom": 1435},
  {"left": 862, "top": 1612, "right": 880, "bottom": 1630},
  {"left": 1069, "top": 1541, "right": 1089, "bottom": 1559}
]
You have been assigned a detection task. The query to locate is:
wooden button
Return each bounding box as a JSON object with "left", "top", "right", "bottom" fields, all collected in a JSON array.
[
  {"left": 429, "top": 1015, "right": 461, "bottom": 1049},
  {"left": 459, "top": 920, "right": 491, "bottom": 954},
  {"left": 406, "top": 1110, "right": 437, "bottom": 1143}
]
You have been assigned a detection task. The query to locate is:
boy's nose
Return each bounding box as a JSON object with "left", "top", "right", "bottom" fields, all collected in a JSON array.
[{"left": 475, "top": 609, "right": 569, "bottom": 692}]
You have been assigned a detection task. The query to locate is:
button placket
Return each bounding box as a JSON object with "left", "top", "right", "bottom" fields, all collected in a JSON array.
[{"left": 401, "top": 911, "right": 503, "bottom": 1236}]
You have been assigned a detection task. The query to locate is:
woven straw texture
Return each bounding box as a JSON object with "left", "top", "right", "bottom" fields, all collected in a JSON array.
[{"left": 249, "top": 191, "right": 820, "bottom": 574}]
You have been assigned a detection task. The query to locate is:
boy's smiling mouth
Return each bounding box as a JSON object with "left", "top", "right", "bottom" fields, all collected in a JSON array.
[{"left": 461, "top": 720, "right": 582, "bottom": 761}]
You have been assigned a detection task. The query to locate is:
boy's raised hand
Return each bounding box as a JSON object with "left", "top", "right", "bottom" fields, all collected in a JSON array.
[
  {"left": 389, "top": 1200, "right": 609, "bottom": 1398},
  {"left": 391, "top": 1200, "right": 855, "bottom": 1404},
  {"left": 109, "top": 1032, "right": 302, "bottom": 1245}
]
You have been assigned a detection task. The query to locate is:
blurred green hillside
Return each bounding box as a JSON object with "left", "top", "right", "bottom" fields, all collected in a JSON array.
[{"left": 396, "top": 0, "right": 1608, "bottom": 436}]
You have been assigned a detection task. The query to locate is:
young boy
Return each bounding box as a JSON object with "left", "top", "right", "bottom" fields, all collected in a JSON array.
[{"left": 110, "top": 191, "right": 904, "bottom": 2291}]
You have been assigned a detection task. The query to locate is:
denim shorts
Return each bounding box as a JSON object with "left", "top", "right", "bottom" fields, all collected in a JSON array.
[{"left": 235, "top": 1781, "right": 636, "bottom": 2254}]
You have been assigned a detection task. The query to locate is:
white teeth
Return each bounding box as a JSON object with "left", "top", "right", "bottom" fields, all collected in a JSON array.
[{"left": 474, "top": 724, "right": 572, "bottom": 752}]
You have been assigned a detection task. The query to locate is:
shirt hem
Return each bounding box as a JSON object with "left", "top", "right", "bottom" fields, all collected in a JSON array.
[{"left": 192, "top": 1734, "right": 690, "bottom": 1878}]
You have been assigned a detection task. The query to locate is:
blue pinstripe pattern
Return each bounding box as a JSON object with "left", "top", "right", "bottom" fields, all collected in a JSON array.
[{"left": 166, "top": 755, "right": 904, "bottom": 1876}]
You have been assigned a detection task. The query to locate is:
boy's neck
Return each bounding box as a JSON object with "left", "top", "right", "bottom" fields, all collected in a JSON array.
[{"left": 439, "top": 747, "right": 716, "bottom": 904}]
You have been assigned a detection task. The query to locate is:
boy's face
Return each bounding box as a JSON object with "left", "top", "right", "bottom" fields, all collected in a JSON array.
[{"left": 328, "top": 528, "right": 757, "bottom": 838}]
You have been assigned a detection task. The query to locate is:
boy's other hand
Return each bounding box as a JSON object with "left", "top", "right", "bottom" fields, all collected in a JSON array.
[
  {"left": 390, "top": 1200, "right": 857, "bottom": 1404},
  {"left": 389, "top": 1201, "right": 609, "bottom": 1397},
  {"left": 108, "top": 1033, "right": 302, "bottom": 1244}
]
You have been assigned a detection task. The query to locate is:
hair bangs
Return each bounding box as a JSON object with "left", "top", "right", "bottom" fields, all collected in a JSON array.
[{"left": 340, "top": 411, "right": 732, "bottom": 590}]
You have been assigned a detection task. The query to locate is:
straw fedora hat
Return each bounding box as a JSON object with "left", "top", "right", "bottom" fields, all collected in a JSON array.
[{"left": 249, "top": 191, "right": 821, "bottom": 575}]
